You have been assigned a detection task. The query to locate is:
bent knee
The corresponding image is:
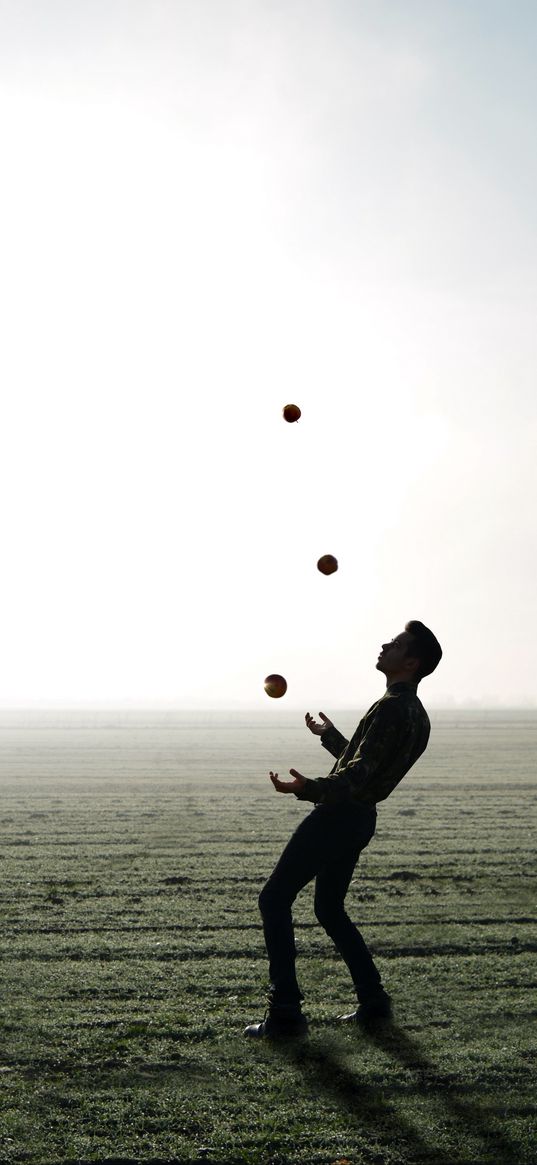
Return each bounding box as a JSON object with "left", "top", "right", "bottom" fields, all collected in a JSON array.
[
  {"left": 314, "top": 897, "right": 347, "bottom": 930},
  {"left": 259, "top": 880, "right": 291, "bottom": 916},
  {"left": 258, "top": 881, "right": 277, "bottom": 915}
]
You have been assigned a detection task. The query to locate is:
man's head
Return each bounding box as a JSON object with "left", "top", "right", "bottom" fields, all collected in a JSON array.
[{"left": 376, "top": 621, "right": 442, "bottom": 685}]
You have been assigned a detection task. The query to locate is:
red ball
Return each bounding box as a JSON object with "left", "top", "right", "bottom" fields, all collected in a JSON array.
[
  {"left": 317, "top": 554, "right": 338, "bottom": 575},
  {"left": 282, "top": 404, "right": 301, "bottom": 423},
  {"left": 264, "top": 674, "right": 288, "bottom": 698}
]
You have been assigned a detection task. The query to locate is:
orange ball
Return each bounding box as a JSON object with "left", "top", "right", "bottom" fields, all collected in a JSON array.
[
  {"left": 264, "top": 673, "right": 288, "bottom": 699},
  {"left": 282, "top": 404, "right": 301, "bottom": 423},
  {"left": 317, "top": 554, "right": 338, "bottom": 575}
]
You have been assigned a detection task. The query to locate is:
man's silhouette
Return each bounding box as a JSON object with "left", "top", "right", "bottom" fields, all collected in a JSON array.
[{"left": 244, "top": 620, "right": 442, "bottom": 1039}]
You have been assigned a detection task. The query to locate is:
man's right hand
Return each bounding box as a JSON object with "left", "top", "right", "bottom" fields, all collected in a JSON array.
[{"left": 305, "top": 711, "right": 334, "bottom": 736}]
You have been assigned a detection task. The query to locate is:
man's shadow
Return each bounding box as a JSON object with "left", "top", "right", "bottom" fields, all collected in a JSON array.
[{"left": 270, "top": 1021, "right": 519, "bottom": 1165}]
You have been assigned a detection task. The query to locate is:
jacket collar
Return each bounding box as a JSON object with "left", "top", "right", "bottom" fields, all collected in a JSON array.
[{"left": 386, "top": 681, "right": 418, "bottom": 694}]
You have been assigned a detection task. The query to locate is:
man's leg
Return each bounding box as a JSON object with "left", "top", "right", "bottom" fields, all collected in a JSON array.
[
  {"left": 313, "top": 805, "right": 391, "bottom": 1018},
  {"left": 258, "top": 808, "right": 332, "bottom": 1009},
  {"left": 244, "top": 807, "right": 342, "bottom": 1036}
]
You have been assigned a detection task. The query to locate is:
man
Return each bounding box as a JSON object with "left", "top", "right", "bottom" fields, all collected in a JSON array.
[{"left": 244, "top": 620, "right": 442, "bottom": 1039}]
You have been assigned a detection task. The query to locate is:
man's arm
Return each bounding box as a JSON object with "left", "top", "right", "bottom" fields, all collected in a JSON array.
[
  {"left": 305, "top": 712, "right": 349, "bottom": 759},
  {"left": 295, "top": 699, "right": 404, "bottom": 806},
  {"left": 320, "top": 724, "right": 350, "bottom": 759}
]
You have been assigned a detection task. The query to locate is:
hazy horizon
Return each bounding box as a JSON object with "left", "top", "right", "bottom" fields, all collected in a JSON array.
[{"left": 0, "top": 700, "right": 535, "bottom": 713}]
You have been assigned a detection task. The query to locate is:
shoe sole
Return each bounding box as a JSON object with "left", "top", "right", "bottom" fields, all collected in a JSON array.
[
  {"left": 337, "top": 1011, "right": 393, "bottom": 1024},
  {"left": 243, "top": 1024, "right": 308, "bottom": 1040}
]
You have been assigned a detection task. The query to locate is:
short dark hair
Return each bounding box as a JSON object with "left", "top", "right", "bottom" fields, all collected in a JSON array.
[{"left": 404, "top": 620, "right": 442, "bottom": 682}]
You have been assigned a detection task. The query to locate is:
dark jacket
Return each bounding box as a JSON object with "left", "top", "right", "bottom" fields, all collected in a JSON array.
[{"left": 295, "top": 681, "right": 430, "bottom": 808}]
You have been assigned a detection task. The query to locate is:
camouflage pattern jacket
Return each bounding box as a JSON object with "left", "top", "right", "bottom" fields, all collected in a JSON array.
[{"left": 295, "top": 681, "right": 430, "bottom": 808}]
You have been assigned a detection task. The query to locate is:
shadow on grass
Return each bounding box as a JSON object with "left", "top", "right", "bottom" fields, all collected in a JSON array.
[
  {"left": 271, "top": 1022, "right": 520, "bottom": 1165},
  {"left": 366, "top": 1023, "right": 520, "bottom": 1165}
]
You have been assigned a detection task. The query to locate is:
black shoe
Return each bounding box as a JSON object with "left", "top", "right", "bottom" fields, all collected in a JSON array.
[
  {"left": 243, "top": 1010, "right": 309, "bottom": 1040},
  {"left": 337, "top": 991, "right": 392, "bottom": 1025}
]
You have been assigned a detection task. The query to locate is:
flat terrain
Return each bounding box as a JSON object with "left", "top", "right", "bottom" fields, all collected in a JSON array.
[{"left": 0, "top": 709, "right": 536, "bottom": 1164}]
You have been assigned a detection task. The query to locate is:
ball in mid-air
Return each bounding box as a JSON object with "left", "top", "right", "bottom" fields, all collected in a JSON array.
[
  {"left": 317, "top": 554, "right": 338, "bottom": 575},
  {"left": 264, "top": 673, "right": 288, "bottom": 698},
  {"left": 282, "top": 404, "right": 301, "bottom": 423}
]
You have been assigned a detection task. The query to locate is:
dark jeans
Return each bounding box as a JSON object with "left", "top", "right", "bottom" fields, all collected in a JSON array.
[{"left": 258, "top": 802, "right": 381, "bottom": 1009}]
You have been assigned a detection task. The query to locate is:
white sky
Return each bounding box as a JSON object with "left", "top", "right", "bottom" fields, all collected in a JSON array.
[{"left": 0, "top": 0, "right": 536, "bottom": 708}]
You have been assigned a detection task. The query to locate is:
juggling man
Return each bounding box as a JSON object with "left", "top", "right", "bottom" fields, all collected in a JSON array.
[{"left": 244, "top": 620, "right": 442, "bottom": 1039}]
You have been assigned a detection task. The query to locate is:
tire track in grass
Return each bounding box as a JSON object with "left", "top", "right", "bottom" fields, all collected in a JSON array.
[{"left": 5, "top": 914, "right": 535, "bottom": 936}]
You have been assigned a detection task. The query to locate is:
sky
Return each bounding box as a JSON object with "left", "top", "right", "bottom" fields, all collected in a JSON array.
[{"left": 0, "top": 0, "right": 536, "bottom": 709}]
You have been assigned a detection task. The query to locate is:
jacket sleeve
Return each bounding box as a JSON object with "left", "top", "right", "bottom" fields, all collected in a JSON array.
[
  {"left": 295, "top": 699, "right": 403, "bottom": 806},
  {"left": 320, "top": 724, "right": 349, "bottom": 759}
]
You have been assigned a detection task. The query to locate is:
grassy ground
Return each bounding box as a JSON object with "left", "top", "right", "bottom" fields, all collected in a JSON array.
[{"left": 0, "top": 712, "right": 536, "bottom": 1164}]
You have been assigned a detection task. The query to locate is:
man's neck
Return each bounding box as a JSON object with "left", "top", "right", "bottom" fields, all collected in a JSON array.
[{"left": 384, "top": 673, "right": 418, "bottom": 688}]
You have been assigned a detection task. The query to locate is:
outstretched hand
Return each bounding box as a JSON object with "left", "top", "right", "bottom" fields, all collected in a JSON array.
[
  {"left": 269, "top": 769, "right": 307, "bottom": 794},
  {"left": 305, "top": 711, "right": 333, "bottom": 735}
]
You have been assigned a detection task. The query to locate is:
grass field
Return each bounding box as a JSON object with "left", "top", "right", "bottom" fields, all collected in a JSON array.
[{"left": 1, "top": 709, "right": 536, "bottom": 1164}]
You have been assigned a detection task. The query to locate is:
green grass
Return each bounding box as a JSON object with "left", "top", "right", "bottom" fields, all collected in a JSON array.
[{"left": 0, "top": 713, "right": 536, "bottom": 1164}]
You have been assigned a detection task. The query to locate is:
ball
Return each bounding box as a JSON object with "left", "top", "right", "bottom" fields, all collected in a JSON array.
[
  {"left": 317, "top": 554, "right": 338, "bottom": 575},
  {"left": 282, "top": 404, "right": 301, "bottom": 423},
  {"left": 264, "top": 673, "right": 288, "bottom": 699}
]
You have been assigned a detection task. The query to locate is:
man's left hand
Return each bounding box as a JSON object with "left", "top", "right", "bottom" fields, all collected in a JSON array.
[{"left": 269, "top": 769, "right": 307, "bottom": 794}]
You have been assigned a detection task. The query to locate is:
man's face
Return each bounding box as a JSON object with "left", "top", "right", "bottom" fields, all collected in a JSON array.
[{"left": 376, "top": 630, "right": 419, "bottom": 678}]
